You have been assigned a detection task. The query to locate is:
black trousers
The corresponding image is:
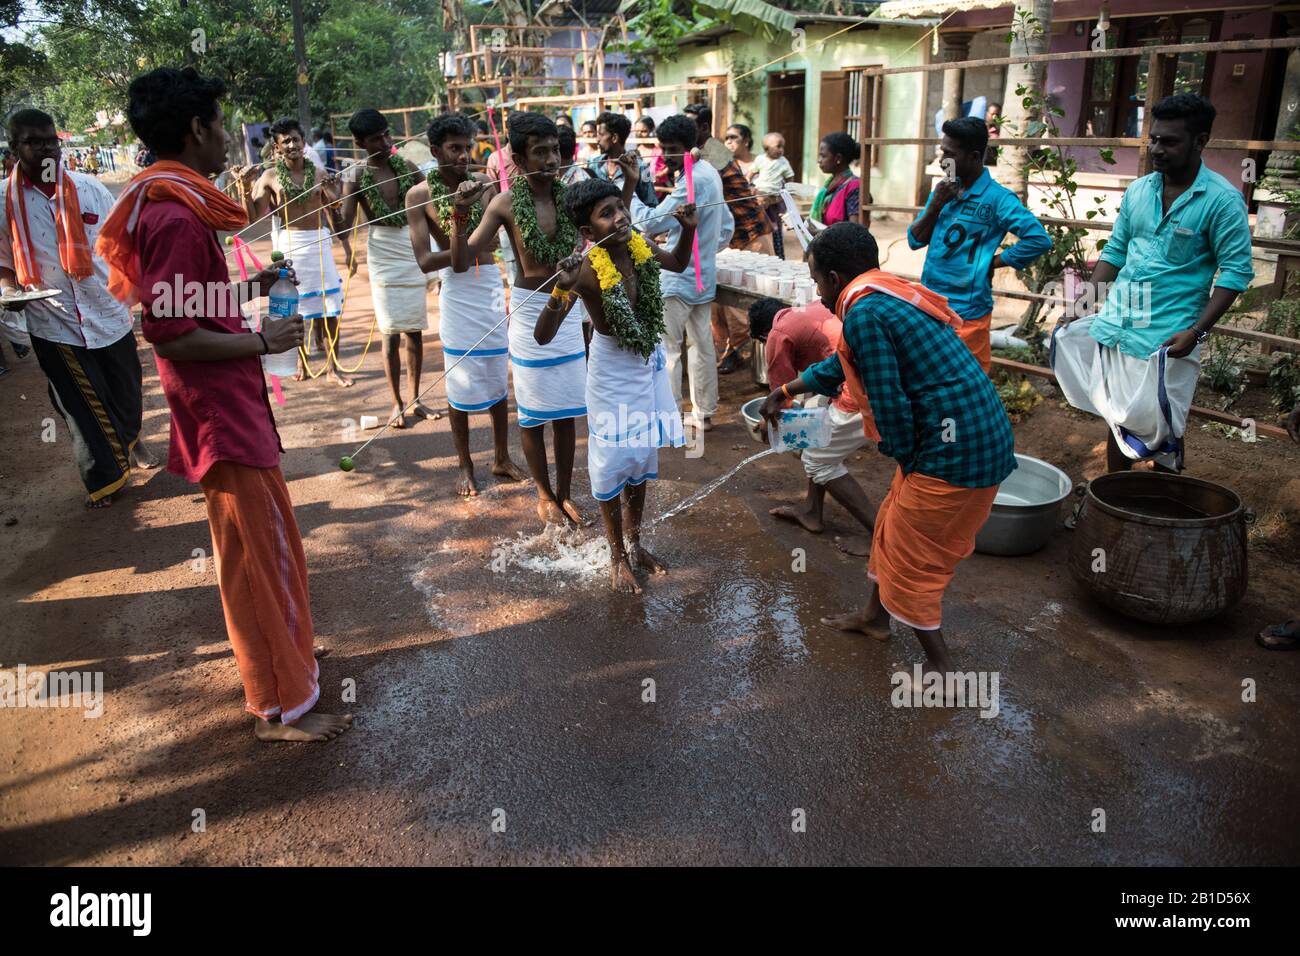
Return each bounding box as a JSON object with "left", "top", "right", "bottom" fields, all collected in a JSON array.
[{"left": 31, "top": 329, "right": 144, "bottom": 501}]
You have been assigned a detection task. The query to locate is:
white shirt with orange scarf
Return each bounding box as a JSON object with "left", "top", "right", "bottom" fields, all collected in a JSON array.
[{"left": 0, "top": 170, "right": 132, "bottom": 349}]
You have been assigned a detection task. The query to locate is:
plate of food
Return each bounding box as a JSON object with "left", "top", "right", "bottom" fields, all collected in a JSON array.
[{"left": 0, "top": 288, "right": 61, "bottom": 306}]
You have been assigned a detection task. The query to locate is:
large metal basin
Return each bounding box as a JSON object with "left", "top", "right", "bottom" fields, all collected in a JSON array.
[
  {"left": 974, "top": 454, "right": 1073, "bottom": 556},
  {"left": 740, "top": 397, "right": 767, "bottom": 444}
]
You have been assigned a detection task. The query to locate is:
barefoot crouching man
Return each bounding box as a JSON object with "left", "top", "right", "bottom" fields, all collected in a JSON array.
[
  {"left": 450, "top": 112, "right": 641, "bottom": 526},
  {"left": 1, "top": 108, "right": 160, "bottom": 508},
  {"left": 405, "top": 113, "right": 525, "bottom": 496},
  {"left": 99, "top": 67, "right": 351, "bottom": 742},
  {"left": 748, "top": 295, "right": 877, "bottom": 557},
  {"left": 761, "top": 222, "right": 1016, "bottom": 678},
  {"left": 552, "top": 179, "right": 697, "bottom": 592}
]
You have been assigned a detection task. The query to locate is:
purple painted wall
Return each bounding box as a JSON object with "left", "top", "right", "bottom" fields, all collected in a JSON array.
[
  {"left": 968, "top": 2, "right": 1280, "bottom": 184},
  {"left": 950, "top": 0, "right": 1273, "bottom": 30}
]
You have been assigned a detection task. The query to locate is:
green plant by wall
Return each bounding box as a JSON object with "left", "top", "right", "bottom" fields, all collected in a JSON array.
[
  {"left": 728, "top": 54, "right": 765, "bottom": 129},
  {"left": 1260, "top": 295, "right": 1300, "bottom": 341},
  {"left": 1267, "top": 353, "right": 1300, "bottom": 412},
  {"left": 1198, "top": 335, "right": 1250, "bottom": 410}
]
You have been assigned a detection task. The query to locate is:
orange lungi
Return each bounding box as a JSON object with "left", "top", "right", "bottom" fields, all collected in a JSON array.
[
  {"left": 200, "top": 461, "right": 320, "bottom": 723},
  {"left": 955, "top": 312, "right": 992, "bottom": 373},
  {"left": 867, "top": 467, "right": 999, "bottom": 632}
]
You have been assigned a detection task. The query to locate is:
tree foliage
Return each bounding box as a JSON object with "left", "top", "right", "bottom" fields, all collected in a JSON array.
[{"left": 4, "top": 0, "right": 448, "bottom": 137}]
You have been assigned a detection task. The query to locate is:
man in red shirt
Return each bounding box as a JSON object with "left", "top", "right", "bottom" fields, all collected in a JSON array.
[
  {"left": 749, "top": 296, "right": 877, "bottom": 556},
  {"left": 98, "top": 66, "right": 352, "bottom": 743}
]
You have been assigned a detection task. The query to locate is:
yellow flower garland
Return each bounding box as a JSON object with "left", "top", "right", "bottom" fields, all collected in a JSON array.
[
  {"left": 586, "top": 232, "right": 664, "bottom": 359},
  {"left": 589, "top": 232, "right": 653, "bottom": 291}
]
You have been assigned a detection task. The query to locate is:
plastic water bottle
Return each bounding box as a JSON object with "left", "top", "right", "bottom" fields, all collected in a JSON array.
[{"left": 262, "top": 268, "right": 301, "bottom": 378}]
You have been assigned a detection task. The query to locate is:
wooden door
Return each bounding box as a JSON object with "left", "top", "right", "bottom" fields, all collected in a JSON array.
[{"left": 767, "top": 69, "right": 805, "bottom": 181}]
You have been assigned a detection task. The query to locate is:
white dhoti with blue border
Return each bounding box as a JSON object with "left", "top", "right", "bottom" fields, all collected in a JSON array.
[
  {"left": 1051, "top": 317, "right": 1201, "bottom": 471},
  {"left": 274, "top": 225, "right": 342, "bottom": 320},
  {"left": 586, "top": 334, "right": 684, "bottom": 501},
  {"left": 507, "top": 288, "right": 587, "bottom": 429},
  {"left": 439, "top": 264, "right": 508, "bottom": 412}
]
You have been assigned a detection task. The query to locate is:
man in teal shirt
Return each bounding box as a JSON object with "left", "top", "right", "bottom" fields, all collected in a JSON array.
[
  {"left": 908, "top": 115, "right": 1052, "bottom": 371},
  {"left": 1053, "top": 93, "right": 1254, "bottom": 472}
]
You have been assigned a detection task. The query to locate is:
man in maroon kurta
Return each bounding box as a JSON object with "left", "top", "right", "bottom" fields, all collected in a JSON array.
[{"left": 101, "top": 66, "right": 352, "bottom": 742}]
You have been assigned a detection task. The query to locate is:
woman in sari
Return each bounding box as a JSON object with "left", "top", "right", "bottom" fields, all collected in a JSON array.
[{"left": 810, "top": 132, "right": 867, "bottom": 231}]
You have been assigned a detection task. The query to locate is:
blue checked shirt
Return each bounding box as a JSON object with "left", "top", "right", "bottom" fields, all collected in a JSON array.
[
  {"left": 908, "top": 168, "right": 1052, "bottom": 322},
  {"left": 803, "top": 294, "right": 1017, "bottom": 489},
  {"left": 587, "top": 154, "right": 659, "bottom": 209},
  {"left": 1089, "top": 162, "right": 1254, "bottom": 358}
]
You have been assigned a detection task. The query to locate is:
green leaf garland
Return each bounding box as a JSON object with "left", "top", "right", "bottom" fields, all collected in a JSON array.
[
  {"left": 359, "top": 155, "right": 418, "bottom": 227},
  {"left": 509, "top": 174, "right": 577, "bottom": 265}
]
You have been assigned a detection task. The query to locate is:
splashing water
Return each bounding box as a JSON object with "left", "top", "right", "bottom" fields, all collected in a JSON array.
[
  {"left": 491, "top": 524, "right": 612, "bottom": 578},
  {"left": 649, "top": 448, "right": 779, "bottom": 529}
]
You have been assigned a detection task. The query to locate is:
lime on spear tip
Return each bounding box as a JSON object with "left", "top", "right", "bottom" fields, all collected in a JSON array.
[{"left": 339, "top": 456, "right": 355, "bottom": 472}]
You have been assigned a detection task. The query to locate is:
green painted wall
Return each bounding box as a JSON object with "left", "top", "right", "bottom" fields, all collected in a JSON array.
[{"left": 652, "top": 23, "right": 930, "bottom": 208}]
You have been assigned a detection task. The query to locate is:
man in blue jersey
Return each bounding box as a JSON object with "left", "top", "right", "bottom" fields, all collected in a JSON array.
[{"left": 908, "top": 116, "right": 1052, "bottom": 371}]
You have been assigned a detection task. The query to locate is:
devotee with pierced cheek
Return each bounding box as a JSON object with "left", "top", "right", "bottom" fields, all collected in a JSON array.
[
  {"left": 451, "top": 112, "right": 640, "bottom": 527},
  {"left": 551, "top": 178, "right": 697, "bottom": 593}
]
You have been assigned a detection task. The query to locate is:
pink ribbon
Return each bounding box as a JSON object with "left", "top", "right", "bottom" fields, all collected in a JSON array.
[
  {"left": 684, "top": 153, "right": 703, "bottom": 293},
  {"left": 234, "top": 237, "right": 284, "bottom": 405},
  {"left": 486, "top": 105, "right": 508, "bottom": 191}
]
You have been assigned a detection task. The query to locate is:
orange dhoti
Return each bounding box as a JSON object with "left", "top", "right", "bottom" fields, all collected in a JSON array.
[
  {"left": 955, "top": 312, "right": 992, "bottom": 373},
  {"left": 867, "top": 468, "right": 999, "bottom": 631},
  {"left": 200, "top": 461, "right": 320, "bottom": 723}
]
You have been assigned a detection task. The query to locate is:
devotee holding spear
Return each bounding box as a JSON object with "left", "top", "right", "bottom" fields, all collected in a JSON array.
[
  {"left": 98, "top": 67, "right": 351, "bottom": 742},
  {"left": 760, "top": 222, "right": 1016, "bottom": 680},
  {"left": 405, "top": 113, "right": 526, "bottom": 496},
  {"left": 336, "top": 108, "right": 429, "bottom": 430},
  {"left": 449, "top": 112, "right": 640, "bottom": 527},
  {"left": 232, "top": 118, "right": 355, "bottom": 387}
]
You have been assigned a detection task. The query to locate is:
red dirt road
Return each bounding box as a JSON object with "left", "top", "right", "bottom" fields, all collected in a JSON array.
[{"left": 2, "top": 235, "right": 1299, "bottom": 865}]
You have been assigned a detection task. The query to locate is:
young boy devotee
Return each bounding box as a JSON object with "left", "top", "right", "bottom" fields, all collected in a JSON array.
[
  {"left": 1052, "top": 93, "right": 1253, "bottom": 473},
  {"left": 1, "top": 108, "right": 159, "bottom": 509},
  {"left": 405, "top": 113, "right": 525, "bottom": 496},
  {"left": 337, "top": 108, "right": 429, "bottom": 429},
  {"left": 233, "top": 117, "right": 354, "bottom": 386},
  {"left": 907, "top": 116, "right": 1051, "bottom": 372},
  {"left": 101, "top": 66, "right": 351, "bottom": 741},
  {"left": 550, "top": 179, "right": 697, "bottom": 593},
  {"left": 450, "top": 112, "right": 640, "bottom": 526},
  {"left": 759, "top": 222, "right": 1016, "bottom": 679},
  {"left": 749, "top": 296, "right": 876, "bottom": 557}
]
